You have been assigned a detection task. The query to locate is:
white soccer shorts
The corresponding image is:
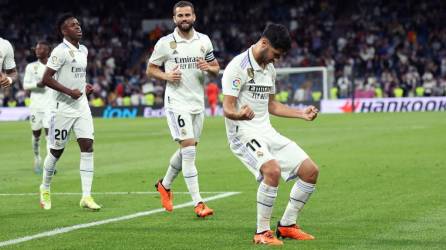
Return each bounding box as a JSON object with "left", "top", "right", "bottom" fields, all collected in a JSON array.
[
  {"left": 228, "top": 128, "right": 309, "bottom": 182},
  {"left": 29, "top": 110, "right": 50, "bottom": 131},
  {"left": 48, "top": 111, "right": 94, "bottom": 150},
  {"left": 165, "top": 109, "right": 204, "bottom": 142}
]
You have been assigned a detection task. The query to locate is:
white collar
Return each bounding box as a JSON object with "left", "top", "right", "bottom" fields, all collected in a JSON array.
[
  {"left": 173, "top": 28, "right": 199, "bottom": 42},
  {"left": 248, "top": 46, "right": 262, "bottom": 71},
  {"left": 63, "top": 38, "right": 81, "bottom": 50}
]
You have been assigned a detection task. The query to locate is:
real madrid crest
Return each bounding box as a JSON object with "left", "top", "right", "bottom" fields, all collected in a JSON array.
[
  {"left": 69, "top": 50, "right": 75, "bottom": 58},
  {"left": 200, "top": 46, "right": 205, "bottom": 54},
  {"left": 247, "top": 68, "right": 254, "bottom": 79},
  {"left": 170, "top": 41, "right": 177, "bottom": 49}
]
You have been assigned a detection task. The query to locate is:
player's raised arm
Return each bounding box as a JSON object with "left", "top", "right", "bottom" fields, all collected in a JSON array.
[{"left": 268, "top": 94, "right": 318, "bottom": 121}]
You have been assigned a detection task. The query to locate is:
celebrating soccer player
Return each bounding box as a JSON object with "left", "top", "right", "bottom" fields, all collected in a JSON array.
[
  {"left": 0, "top": 37, "right": 18, "bottom": 89},
  {"left": 222, "top": 23, "right": 320, "bottom": 245},
  {"left": 147, "top": 1, "right": 220, "bottom": 217},
  {"left": 38, "top": 13, "right": 100, "bottom": 211}
]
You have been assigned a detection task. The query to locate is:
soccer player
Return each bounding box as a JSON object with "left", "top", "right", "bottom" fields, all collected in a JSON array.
[
  {"left": 146, "top": 1, "right": 220, "bottom": 217},
  {"left": 39, "top": 13, "right": 100, "bottom": 211},
  {"left": 0, "top": 37, "right": 18, "bottom": 88},
  {"left": 222, "top": 24, "right": 320, "bottom": 245},
  {"left": 23, "top": 41, "right": 52, "bottom": 174}
]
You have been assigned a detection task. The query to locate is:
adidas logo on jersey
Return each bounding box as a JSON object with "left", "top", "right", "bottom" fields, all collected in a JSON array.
[
  {"left": 72, "top": 59, "right": 77, "bottom": 63},
  {"left": 172, "top": 50, "right": 178, "bottom": 54},
  {"left": 248, "top": 79, "right": 255, "bottom": 84}
]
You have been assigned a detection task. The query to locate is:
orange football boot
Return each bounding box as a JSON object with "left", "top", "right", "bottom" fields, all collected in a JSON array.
[
  {"left": 155, "top": 179, "right": 173, "bottom": 212},
  {"left": 194, "top": 202, "right": 213, "bottom": 218},
  {"left": 276, "top": 222, "right": 315, "bottom": 240},
  {"left": 253, "top": 230, "right": 283, "bottom": 246}
]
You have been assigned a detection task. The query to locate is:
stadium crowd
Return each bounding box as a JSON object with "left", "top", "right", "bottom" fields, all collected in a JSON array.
[{"left": 1, "top": 0, "right": 446, "bottom": 107}]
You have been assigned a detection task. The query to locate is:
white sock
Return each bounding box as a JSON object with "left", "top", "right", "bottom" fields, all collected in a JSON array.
[
  {"left": 32, "top": 136, "right": 40, "bottom": 159},
  {"left": 257, "top": 182, "right": 278, "bottom": 233},
  {"left": 280, "top": 179, "right": 316, "bottom": 226},
  {"left": 41, "top": 153, "right": 58, "bottom": 189},
  {"left": 181, "top": 146, "right": 202, "bottom": 205},
  {"left": 161, "top": 149, "right": 182, "bottom": 190},
  {"left": 80, "top": 152, "right": 94, "bottom": 198}
]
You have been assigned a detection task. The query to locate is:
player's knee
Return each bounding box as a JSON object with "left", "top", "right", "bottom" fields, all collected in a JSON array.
[
  {"left": 180, "top": 139, "right": 196, "bottom": 148},
  {"left": 78, "top": 139, "right": 94, "bottom": 153},
  {"left": 261, "top": 160, "right": 281, "bottom": 182},
  {"left": 299, "top": 159, "right": 319, "bottom": 184},
  {"left": 50, "top": 148, "right": 64, "bottom": 158}
]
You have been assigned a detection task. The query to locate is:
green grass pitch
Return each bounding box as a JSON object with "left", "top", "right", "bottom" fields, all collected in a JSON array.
[{"left": 0, "top": 112, "right": 445, "bottom": 249}]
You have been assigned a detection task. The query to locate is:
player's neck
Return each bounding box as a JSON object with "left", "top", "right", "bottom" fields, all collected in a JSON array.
[
  {"left": 252, "top": 43, "right": 267, "bottom": 69},
  {"left": 64, "top": 37, "right": 80, "bottom": 49},
  {"left": 39, "top": 58, "right": 48, "bottom": 65},
  {"left": 176, "top": 28, "right": 194, "bottom": 40}
]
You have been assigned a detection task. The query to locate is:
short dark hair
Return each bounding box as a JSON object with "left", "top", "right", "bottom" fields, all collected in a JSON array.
[
  {"left": 261, "top": 23, "right": 291, "bottom": 52},
  {"left": 173, "top": 1, "right": 194, "bottom": 15},
  {"left": 36, "top": 40, "right": 50, "bottom": 48},
  {"left": 56, "top": 13, "right": 76, "bottom": 37}
]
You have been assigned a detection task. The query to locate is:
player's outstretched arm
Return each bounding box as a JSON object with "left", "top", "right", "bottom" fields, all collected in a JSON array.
[
  {"left": 223, "top": 95, "right": 255, "bottom": 120},
  {"left": 42, "top": 67, "right": 81, "bottom": 99},
  {"left": 146, "top": 63, "right": 181, "bottom": 84},
  {"left": 268, "top": 94, "right": 318, "bottom": 121}
]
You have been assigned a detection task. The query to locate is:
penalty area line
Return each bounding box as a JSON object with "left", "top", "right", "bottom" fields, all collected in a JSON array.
[{"left": 0, "top": 192, "right": 241, "bottom": 248}]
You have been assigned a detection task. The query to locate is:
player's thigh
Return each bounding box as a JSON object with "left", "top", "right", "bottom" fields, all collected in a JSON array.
[
  {"left": 30, "top": 111, "right": 44, "bottom": 131},
  {"left": 272, "top": 139, "right": 309, "bottom": 182},
  {"left": 43, "top": 111, "right": 52, "bottom": 130},
  {"left": 72, "top": 113, "right": 95, "bottom": 140},
  {"left": 228, "top": 134, "right": 274, "bottom": 182},
  {"left": 165, "top": 109, "right": 195, "bottom": 141},
  {"left": 49, "top": 113, "right": 75, "bottom": 150},
  {"left": 192, "top": 112, "right": 204, "bottom": 141}
]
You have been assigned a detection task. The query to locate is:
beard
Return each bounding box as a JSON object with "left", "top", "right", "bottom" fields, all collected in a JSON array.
[{"left": 177, "top": 21, "right": 194, "bottom": 32}]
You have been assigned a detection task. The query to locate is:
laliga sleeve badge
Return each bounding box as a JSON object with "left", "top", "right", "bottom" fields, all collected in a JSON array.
[
  {"left": 247, "top": 68, "right": 254, "bottom": 79},
  {"left": 170, "top": 41, "right": 177, "bottom": 49}
]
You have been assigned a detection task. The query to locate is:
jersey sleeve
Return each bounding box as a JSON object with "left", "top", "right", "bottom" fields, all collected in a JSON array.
[
  {"left": 148, "top": 39, "right": 168, "bottom": 66},
  {"left": 2, "top": 40, "right": 16, "bottom": 70},
  {"left": 46, "top": 46, "right": 66, "bottom": 71},
  {"left": 204, "top": 36, "right": 216, "bottom": 62},
  {"left": 23, "top": 64, "right": 38, "bottom": 90},
  {"left": 222, "top": 60, "right": 244, "bottom": 97}
]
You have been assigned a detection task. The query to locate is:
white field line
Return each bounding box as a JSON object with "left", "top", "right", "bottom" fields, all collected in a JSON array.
[
  {"left": 0, "top": 191, "right": 241, "bottom": 248},
  {"left": 0, "top": 191, "right": 233, "bottom": 196}
]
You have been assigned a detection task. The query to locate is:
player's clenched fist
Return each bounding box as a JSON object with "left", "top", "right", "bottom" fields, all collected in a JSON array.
[
  {"left": 197, "top": 58, "right": 210, "bottom": 72},
  {"left": 0, "top": 73, "right": 12, "bottom": 88},
  {"left": 238, "top": 104, "right": 255, "bottom": 120},
  {"left": 165, "top": 65, "right": 182, "bottom": 84},
  {"left": 303, "top": 105, "right": 318, "bottom": 121},
  {"left": 69, "top": 89, "right": 82, "bottom": 99}
]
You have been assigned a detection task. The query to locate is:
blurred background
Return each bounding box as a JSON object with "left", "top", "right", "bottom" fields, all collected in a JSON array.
[{"left": 1, "top": 0, "right": 446, "bottom": 109}]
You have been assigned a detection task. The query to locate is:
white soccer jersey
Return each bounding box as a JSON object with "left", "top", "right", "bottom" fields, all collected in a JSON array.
[
  {"left": 0, "top": 37, "right": 16, "bottom": 71},
  {"left": 46, "top": 38, "right": 90, "bottom": 117},
  {"left": 23, "top": 61, "right": 52, "bottom": 112},
  {"left": 222, "top": 46, "right": 276, "bottom": 137},
  {"left": 149, "top": 28, "right": 215, "bottom": 114}
]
